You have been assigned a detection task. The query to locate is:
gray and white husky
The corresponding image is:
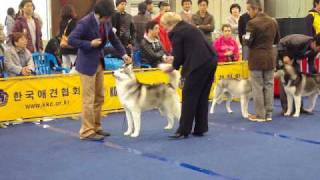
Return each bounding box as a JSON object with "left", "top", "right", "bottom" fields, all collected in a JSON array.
[
  {"left": 112, "top": 64, "right": 181, "bottom": 137},
  {"left": 277, "top": 64, "right": 320, "bottom": 117},
  {"left": 209, "top": 78, "right": 252, "bottom": 118}
]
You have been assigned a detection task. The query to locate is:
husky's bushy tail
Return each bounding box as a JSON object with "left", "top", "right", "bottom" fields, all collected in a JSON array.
[{"left": 158, "top": 63, "right": 180, "bottom": 89}]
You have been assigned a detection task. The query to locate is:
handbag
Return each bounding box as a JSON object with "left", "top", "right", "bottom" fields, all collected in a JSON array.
[{"left": 60, "top": 19, "right": 72, "bottom": 47}]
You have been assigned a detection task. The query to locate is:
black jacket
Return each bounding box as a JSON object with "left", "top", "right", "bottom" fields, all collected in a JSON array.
[
  {"left": 238, "top": 13, "right": 251, "bottom": 45},
  {"left": 59, "top": 18, "right": 78, "bottom": 55},
  {"left": 169, "top": 21, "right": 217, "bottom": 77},
  {"left": 140, "top": 37, "right": 165, "bottom": 67}
]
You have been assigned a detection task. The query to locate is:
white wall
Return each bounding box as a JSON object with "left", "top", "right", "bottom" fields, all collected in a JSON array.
[{"left": 0, "top": 0, "right": 51, "bottom": 40}]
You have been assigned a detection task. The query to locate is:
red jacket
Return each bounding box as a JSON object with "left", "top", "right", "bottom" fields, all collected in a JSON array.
[
  {"left": 12, "top": 16, "right": 43, "bottom": 53},
  {"left": 154, "top": 15, "right": 172, "bottom": 54}
]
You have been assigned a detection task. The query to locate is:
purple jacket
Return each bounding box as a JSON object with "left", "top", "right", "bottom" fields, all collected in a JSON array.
[
  {"left": 12, "top": 16, "right": 43, "bottom": 53},
  {"left": 68, "top": 13, "right": 126, "bottom": 76}
]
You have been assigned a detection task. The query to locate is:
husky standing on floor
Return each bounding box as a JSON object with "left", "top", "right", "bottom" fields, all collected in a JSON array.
[
  {"left": 279, "top": 64, "right": 320, "bottom": 117},
  {"left": 112, "top": 64, "right": 181, "bottom": 137},
  {"left": 209, "top": 78, "right": 252, "bottom": 118}
]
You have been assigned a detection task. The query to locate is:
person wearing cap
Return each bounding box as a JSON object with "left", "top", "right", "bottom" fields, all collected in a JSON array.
[
  {"left": 154, "top": 1, "right": 172, "bottom": 54},
  {"left": 180, "top": 0, "right": 193, "bottom": 24},
  {"left": 68, "top": 0, "right": 132, "bottom": 141},
  {"left": 133, "top": 2, "right": 151, "bottom": 48},
  {"left": 112, "top": 0, "right": 135, "bottom": 55}
]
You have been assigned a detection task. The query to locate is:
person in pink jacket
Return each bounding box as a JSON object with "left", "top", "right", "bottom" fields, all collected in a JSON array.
[{"left": 213, "top": 24, "right": 240, "bottom": 62}]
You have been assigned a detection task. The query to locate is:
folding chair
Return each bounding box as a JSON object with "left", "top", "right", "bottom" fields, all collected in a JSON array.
[
  {"left": 0, "top": 56, "right": 8, "bottom": 78},
  {"left": 133, "top": 50, "right": 151, "bottom": 68},
  {"left": 104, "top": 54, "right": 124, "bottom": 70},
  {"left": 32, "top": 52, "right": 70, "bottom": 75}
]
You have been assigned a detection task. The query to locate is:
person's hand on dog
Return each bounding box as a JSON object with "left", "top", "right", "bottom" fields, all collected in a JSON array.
[
  {"left": 283, "top": 56, "right": 293, "bottom": 65},
  {"left": 163, "top": 56, "right": 174, "bottom": 64},
  {"left": 158, "top": 63, "right": 174, "bottom": 73},
  {"left": 123, "top": 54, "right": 132, "bottom": 64}
]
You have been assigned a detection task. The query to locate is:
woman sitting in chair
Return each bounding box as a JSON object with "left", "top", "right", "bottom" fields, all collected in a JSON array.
[
  {"left": 213, "top": 24, "right": 240, "bottom": 62},
  {"left": 4, "top": 32, "right": 34, "bottom": 77},
  {"left": 140, "top": 21, "right": 173, "bottom": 68}
]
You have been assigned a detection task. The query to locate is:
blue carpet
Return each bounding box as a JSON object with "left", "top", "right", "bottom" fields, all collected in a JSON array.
[{"left": 0, "top": 99, "right": 320, "bottom": 180}]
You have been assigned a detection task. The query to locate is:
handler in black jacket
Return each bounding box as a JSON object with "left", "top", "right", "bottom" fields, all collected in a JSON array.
[{"left": 161, "top": 12, "right": 217, "bottom": 139}]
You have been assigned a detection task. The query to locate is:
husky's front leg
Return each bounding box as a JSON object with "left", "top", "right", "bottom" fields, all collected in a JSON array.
[
  {"left": 131, "top": 111, "right": 141, "bottom": 137},
  {"left": 225, "top": 93, "right": 233, "bottom": 114},
  {"left": 284, "top": 93, "right": 293, "bottom": 116},
  {"left": 305, "top": 93, "right": 318, "bottom": 112},
  {"left": 209, "top": 99, "right": 216, "bottom": 114},
  {"left": 124, "top": 108, "right": 134, "bottom": 136},
  {"left": 240, "top": 95, "right": 249, "bottom": 118},
  {"left": 293, "top": 95, "right": 302, "bottom": 117}
]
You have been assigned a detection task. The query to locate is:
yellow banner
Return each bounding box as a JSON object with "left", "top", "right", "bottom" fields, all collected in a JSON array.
[{"left": 0, "top": 61, "right": 248, "bottom": 122}]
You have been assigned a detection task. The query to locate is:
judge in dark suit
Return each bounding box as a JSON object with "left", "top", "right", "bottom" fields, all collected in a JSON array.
[
  {"left": 69, "top": 0, "right": 131, "bottom": 141},
  {"left": 161, "top": 12, "right": 217, "bottom": 139}
]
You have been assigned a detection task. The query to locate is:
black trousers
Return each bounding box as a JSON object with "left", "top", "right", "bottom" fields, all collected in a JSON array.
[{"left": 176, "top": 61, "right": 216, "bottom": 135}]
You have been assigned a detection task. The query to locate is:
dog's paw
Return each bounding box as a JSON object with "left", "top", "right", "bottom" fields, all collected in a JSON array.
[
  {"left": 209, "top": 109, "right": 215, "bottom": 114},
  {"left": 124, "top": 131, "right": 132, "bottom": 136},
  {"left": 227, "top": 110, "right": 233, "bottom": 114},
  {"left": 293, "top": 114, "right": 300, "bottom": 118},
  {"left": 130, "top": 133, "right": 139, "bottom": 138},
  {"left": 284, "top": 112, "right": 291, "bottom": 116},
  {"left": 164, "top": 125, "right": 173, "bottom": 130}
]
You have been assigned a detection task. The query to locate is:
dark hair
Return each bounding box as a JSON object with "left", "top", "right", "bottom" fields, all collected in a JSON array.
[
  {"left": 7, "top": 8, "right": 15, "bottom": 16},
  {"left": 138, "top": 2, "right": 147, "bottom": 15},
  {"left": 181, "top": 0, "right": 192, "bottom": 6},
  {"left": 221, "top": 24, "right": 232, "bottom": 31},
  {"left": 116, "top": 0, "right": 127, "bottom": 7},
  {"left": 246, "top": 0, "right": 262, "bottom": 11},
  {"left": 314, "top": 33, "right": 320, "bottom": 46},
  {"left": 11, "top": 32, "right": 26, "bottom": 46},
  {"left": 145, "top": 20, "right": 158, "bottom": 33},
  {"left": 198, "top": 0, "right": 208, "bottom": 5},
  {"left": 94, "top": 0, "right": 115, "bottom": 17},
  {"left": 145, "top": 0, "right": 153, "bottom": 5},
  {"left": 19, "top": 0, "right": 33, "bottom": 9},
  {"left": 230, "top": 3, "right": 241, "bottom": 14},
  {"left": 314, "top": 0, "right": 320, "bottom": 8},
  {"left": 158, "top": 1, "right": 169, "bottom": 8},
  {"left": 60, "top": 4, "right": 75, "bottom": 20}
]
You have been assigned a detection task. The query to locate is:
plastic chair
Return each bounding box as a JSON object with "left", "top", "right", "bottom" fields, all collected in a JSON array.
[
  {"left": 133, "top": 50, "right": 151, "bottom": 68},
  {"left": 32, "top": 52, "right": 70, "bottom": 75},
  {"left": 0, "top": 56, "right": 8, "bottom": 78},
  {"left": 104, "top": 54, "right": 124, "bottom": 70}
]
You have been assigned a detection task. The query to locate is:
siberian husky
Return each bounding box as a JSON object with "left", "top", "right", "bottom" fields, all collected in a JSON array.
[
  {"left": 278, "top": 64, "right": 320, "bottom": 117},
  {"left": 112, "top": 64, "right": 181, "bottom": 137},
  {"left": 209, "top": 78, "right": 252, "bottom": 118}
]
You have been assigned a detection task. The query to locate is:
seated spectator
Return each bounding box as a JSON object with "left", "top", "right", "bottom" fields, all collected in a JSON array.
[
  {"left": 4, "top": 32, "right": 34, "bottom": 77},
  {"left": 0, "top": 24, "right": 6, "bottom": 77},
  {"left": 213, "top": 24, "right": 240, "bottom": 62},
  {"left": 140, "top": 21, "right": 172, "bottom": 67}
]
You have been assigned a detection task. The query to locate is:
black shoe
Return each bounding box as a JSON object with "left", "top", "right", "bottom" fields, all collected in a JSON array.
[
  {"left": 81, "top": 133, "right": 104, "bottom": 141},
  {"left": 96, "top": 130, "right": 111, "bottom": 137},
  {"left": 192, "top": 132, "right": 204, "bottom": 137},
  {"left": 169, "top": 133, "right": 188, "bottom": 139}
]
